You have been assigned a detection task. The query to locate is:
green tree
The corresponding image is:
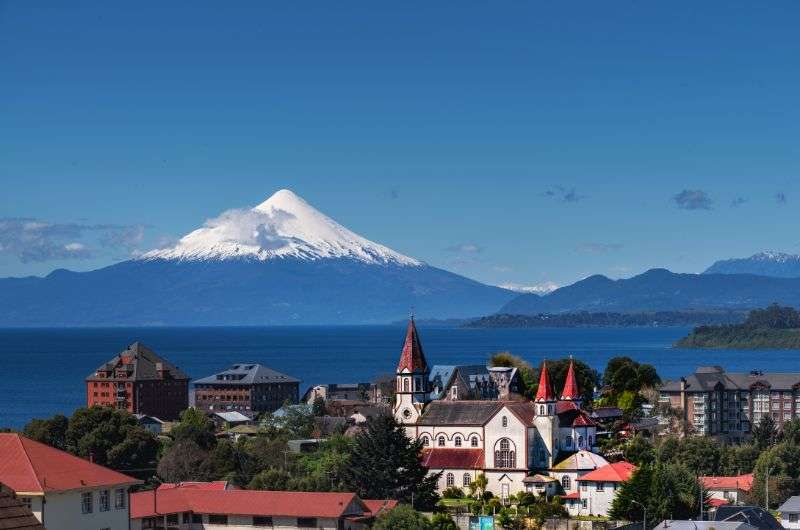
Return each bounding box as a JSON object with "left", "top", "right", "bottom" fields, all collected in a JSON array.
[
  {"left": 624, "top": 434, "right": 655, "bottom": 466},
  {"left": 22, "top": 414, "right": 69, "bottom": 450},
  {"left": 751, "top": 442, "right": 800, "bottom": 508},
  {"left": 342, "top": 415, "right": 440, "bottom": 510},
  {"left": 372, "top": 505, "right": 432, "bottom": 530},
  {"left": 752, "top": 415, "right": 779, "bottom": 450},
  {"left": 604, "top": 357, "right": 661, "bottom": 394},
  {"left": 609, "top": 465, "right": 654, "bottom": 523},
  {"left": 156, "top": 439, "right": 213, "bottom": 483},
  {"left": 468, "top": 473, "right": 489, "bottom": 499},
  {"left": 170, "top": 407, "right": 217, "bottom": 450},
  {"left": 430, "top": 512, "right": 458, "bottom": 530},
  {"left": 65, "top": 406, "right": 158, "bottom": 471},
  {"left": 312, "top": 396, "right": 327, "bottom": 417},
  {"left": 249, "top": 467, "right": 292, "bottom": 490}
]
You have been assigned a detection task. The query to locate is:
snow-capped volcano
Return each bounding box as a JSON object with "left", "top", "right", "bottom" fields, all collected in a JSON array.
[
  {"left": 704, "top": 250, "right": 800, "bottom": 278},
  {"left": 141, "top": 189, "right": 421, "bottom": 266}
]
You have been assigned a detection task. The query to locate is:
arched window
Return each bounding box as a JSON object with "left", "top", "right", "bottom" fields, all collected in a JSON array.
[
  {"left": 455, "top": 436, "right": 462, "bottom": 447},
  {"left": 414, "top": 378, "right": 422, "bottom": 391},
  {"left": 446, "top": 473, "right": 454, "bottom": 487},
  {"left": 588, "top": 435, "right": 593, "bottom": 446},
  {"left": 471, "top": 436, "right": 479, "bottom": 447},
  {"left": 438, "top": 436, "right": 445, "bottom": 447},
  {"left": 403, "top": 378, "right": 410, "bottom": 392},
  {"left": 562, "top": 475, "right": 571, "bottom": 490},
  {"left": 539, "top": 405, "right": 546, "bottom": 415},
  {"left": 463, "top": 473, "right": 472, "bottom": 487},
  {"left": 565, "top": 435, "right": 572, "bottom": 448},
  {"left": 493, "top": 438, "right": 516, "bottom": 468},
  {"left": 502, "top": 416, "right": 508, "bottom": 427},
  {"left": 578, "top": 435, "right": 584, "bottom": 448},
  {"left": 421, "top": 436, "right": 429, "bottom": 447}
]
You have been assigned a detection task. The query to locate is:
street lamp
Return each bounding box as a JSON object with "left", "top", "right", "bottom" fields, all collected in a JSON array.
[{"left": 631, "top": 499, "right": 647, "bottom": 530}]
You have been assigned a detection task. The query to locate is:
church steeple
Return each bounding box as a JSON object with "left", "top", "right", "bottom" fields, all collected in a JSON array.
[
  {"left": 535, "top": 361, "right": 556, "bottom": 416},
  {"left": 393, "top": 317, "right": 431, "bottom": 424},
  {"left": 560, "top": 358, "right": 581, "bottom": 403}
]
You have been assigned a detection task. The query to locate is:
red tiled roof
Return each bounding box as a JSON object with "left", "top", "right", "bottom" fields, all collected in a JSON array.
[
  {"left": 561, "top": 491, "right": 580, "bottom": 500},
  {"left": 158, "top": 481, "right": 230, "bottom": 491},
  {"left": 363, "top": 499, "right": 399, "bottom": 517},
  {"left": 571, "top": 412, "right": 596, "bottom": 427},
  {"left": 579, "top": 462, "right": 636, "bottom": 483},
  {"left": 132, "top": 489, "right": 373, "bottom": 519},
  {"left": 396, "top": 318, "right": 428, "bottom": 373},
  {"left": 561, "top": 360, "right": 581, "bottom": 400},
  {"left": 700, "top": 474, "right": 753, "bottom": 492},
  {"left": 421, "top": 449, "right": 484, "bottom": 469},
  {"left": 535, "top": 361, "right": 555, "bottom": 402},
  {"left": 708, "top": 498, "right": 730, "bottom": 508},
  {"left": 0, "top": 433, "right": 140, "bottom": 494}
]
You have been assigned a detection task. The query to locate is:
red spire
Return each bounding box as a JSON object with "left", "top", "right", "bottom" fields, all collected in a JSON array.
[
  {"left": 396, "top": 318, "right": 428, "bottom": 373},
  {"left": 561, "top": 359, "right": 581, "bottom": 400},
  {"left": 535, "top": 361, "right": 555, "bottom": 402}
]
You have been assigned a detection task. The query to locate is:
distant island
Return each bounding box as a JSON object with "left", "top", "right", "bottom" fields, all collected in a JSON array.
[
  {"left": 464, "top": 310, "right": 746, "bottom": 328},
  {"left": 675, "top": 304, "right": 800, "bottom": 349}
]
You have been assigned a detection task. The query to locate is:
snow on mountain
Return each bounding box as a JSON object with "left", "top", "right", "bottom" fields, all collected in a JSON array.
[
  {"left": 704, "top": 250, "right": 800, "bottom": 278},
  {"left": 498, "top": 281, "right": 559, "bottom": 295},
  {"left": 141, "top": 189, "right": 421, "bottom": 266}
]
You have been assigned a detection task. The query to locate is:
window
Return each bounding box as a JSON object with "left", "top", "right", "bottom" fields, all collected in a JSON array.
[
  {"left": 446, "top": 473, "right": 455, "bottom": 487},
  {"left": 502, "top": 416, "right": 508, "bottom": 427},
  {"left": 596, "top": 482, "right": 604, "bottom": 491},
  {"left": 403, "top": 379, "right": 410, "bottom": 392},
  {"left": 81, "top": 491, "right": 93, "bottom": 514},
  {"left": 20, "top": 497, "right": 31, "bottom": 511},
  {"left": 438, "top": 436, "right": 445, "bottom": 447},
  {"left": 183, "top": 513, "right": 192, "bottom": 524},
  {"left": 254, "top": 516, "right": 274, "bottom": 527},
  {"left": 539, "top": 405, "right": 545, "bottom": 415},
  {"left": 421, "top": 436, "right": 429, "bottom": 446},
  {"left": 115, "top": 488, "right": 126, "bottom": 509},
  {"left": 451, "top": 385, "right": 458, "bottom": 399},
  {"left": 471, "top": 436, "right": 479, "bottom": 447},
  {"left": 562, "top": 475, "right": 571, "bottom": 490},
  {"left": 297, "top": 517, "right": 317, "bottom": 528},
  {"left": 455, "top": 436, "right": 462, "bottom": 447},
  {"left": 192, "top": 514, "right": 203, "bottom": 523},
  {"left": 565, "top": 435, "right": 572, "bottom": 448},
  {"left": 578, "top": 435, "right": 584, "bottom": 448},
  {"left": 99, "top": 489, "right": 110, "bottom": 512},
  {"left": 789, "top": 514, "right": 798, "bottom": 523},
  {"left": 464, "top": 473, "right": 472, "bottom": 487},
  {"left": 581, "top": 499, "right": 587, "bottom": 509},
  {"left": 415, "top": 378, "right": 422, "bottom": 392},
  {"left": 588, "top": 436, "right": 593, "bottom": 446},
  {"left": 580, "top": 482, "right": 588, "bottom": 491},
  {"left": 166, "top": 514, "right": 179, "bottom": 524},
  {"left": 209, "top": 514, "right": 228, "bottom": 524},
  {"left": 494, "top": 438, "right": 516, "bottom": 468}
]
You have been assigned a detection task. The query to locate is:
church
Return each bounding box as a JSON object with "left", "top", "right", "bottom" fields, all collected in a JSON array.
[{"left": 393, "top": 318, "right": 599, "bottom": 499}]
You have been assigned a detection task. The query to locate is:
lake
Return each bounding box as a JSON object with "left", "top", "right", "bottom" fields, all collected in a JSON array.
[{"left": 1, "top": 325, "right": 797, "bottom": 429}]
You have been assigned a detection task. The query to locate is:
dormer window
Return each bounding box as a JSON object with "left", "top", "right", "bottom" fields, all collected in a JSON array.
[
  {"left": 451, "top": 386, "right": 458, "bottom": 399},
  {"left": 502, "top": 416, "right": 508, "bottom": 427}
]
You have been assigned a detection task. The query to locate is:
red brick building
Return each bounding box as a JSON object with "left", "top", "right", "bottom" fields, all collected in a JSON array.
[{"left": 86, "top": 342, "right": 189, "bottom": 420}]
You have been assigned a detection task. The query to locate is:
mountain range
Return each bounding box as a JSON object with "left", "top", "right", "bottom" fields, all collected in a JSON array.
[
  {"left": 0, "top": 190, "right": 515, "bottom": 326},
  {"left": 704, "top": 251, "right": 800, "bottom": 278}
]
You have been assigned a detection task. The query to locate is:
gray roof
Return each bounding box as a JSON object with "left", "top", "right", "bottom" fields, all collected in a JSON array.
[
  {"left": 418, "top": 401, "right": 503, "bottom": 426},
  {"left": 88, "top": 342, "right": 189, "bottom": 381},
  {"left": 653, "top": 521, "right": 757, "bottom": 530},
  {"left": 661, "top": 365, "right": 800, "bottom": 393},
  {"left": 779, "top": 496, "right": 800, "bottom": 513},
  {"left": 194, "top": 363, "right": 300, "bottom": 386},
  {"left": 428, "top": 364, "right": 516, "bottom": 399}
]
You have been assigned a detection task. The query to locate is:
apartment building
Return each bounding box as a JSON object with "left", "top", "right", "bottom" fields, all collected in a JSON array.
[
  {"left": 660, "top": 366, "right": 800, "bottom": 442},
  {"left": 194, "top": 363, "right": 300, "bottom": 415}
]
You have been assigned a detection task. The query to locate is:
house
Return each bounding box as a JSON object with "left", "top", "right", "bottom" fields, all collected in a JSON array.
[
  {"left": 194, "top": 363, "right": 300, "bottom": 415},
  {"left": 563, "top": 461, "right": 636, "bottom": 517},
  {"left": 712, "top": 506, "right": 782, "bottom": 530},
  {"left": 135, "top": 414, "right": 168, "bottom": 435},
  {"left": 212, "top": 411, "right": 253, "bottom": 429},
  {"left": 701, "top": 473, "right": 754, "bottom": 506},
  {"left": 523, "top": 474, "right": 559, "bottom": 496},
  {"left": 549, "top": 450, "right": 610, "bottom": 495},
  {"left": 130, "top": 485, "right": 396, "bottom": 530},
  {"left": 660, "top": 366, "right": 800, "bottom": 441},
  {"left": 0, "top": 483, "right": 45, "bottom": 530},
  {"left": 428, "top": 364, "right": 524, "bottom": 401},
  {"left": 778, "top": 496, "right": 800, "bottom": 528},
  {"left": 86, "top": 341, "right": 190, "bottom": 420},
  {"left": 218, "top": 424, "right": 261, "bottom": 442},
  {"left": 302, "top": 383, "right": 378, "bottom": 404},
  {"left": 393, "top": 318, "right": 599, "bottom": 498},
  {"left": 0, "top": 433, "right": 141, "bottom": 530}
]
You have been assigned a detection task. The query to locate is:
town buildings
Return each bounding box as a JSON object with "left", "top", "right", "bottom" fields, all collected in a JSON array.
[
  {"left": 130, "top": 483, "right": 396, "bottom": 530},
  {"left": 393, "top": 318, "right": 600, "bottom": 498},
  {"left": 549, "top": 449, "right": 610, "bottom": 496},
  {"left": 660, "top": 366, "right": 800, "bottom": 441},
  {"left": 701, "top": 473, "right": 754, "bottom": 507},
  {"left": 86, "top": 341, "right": 189, "bottom": 420},
  {"left": 778, "top": 496, "right": 800, "bottom": 529},
  {"left": 302, "top": 383, "right": 379, "bottom": 404},
  {"left": 562, "top": 461, "right": 637, "bottom": 517},
  {"left": 194, "top": 363, "right": 300, "bottom": 416},
  {"left": 0, "top": 433, "right": 141, "bottom": 530}
]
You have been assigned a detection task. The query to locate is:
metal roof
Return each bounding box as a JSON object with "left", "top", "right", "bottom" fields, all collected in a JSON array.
[
  {"left": 194, "top": 363, "right": 299, "bottom": 386},
  {"left": 661, "top": 366, "right": 800, "bottom": 392}
]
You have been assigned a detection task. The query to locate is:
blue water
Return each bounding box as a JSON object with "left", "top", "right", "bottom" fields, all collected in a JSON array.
[{"left": 1, "top": 325, "right": 798, "bottom": 429}]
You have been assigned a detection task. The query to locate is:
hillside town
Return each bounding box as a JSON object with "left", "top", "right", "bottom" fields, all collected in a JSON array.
[{"left": 3, "top": 320, "right": 800, "bottom": 530}]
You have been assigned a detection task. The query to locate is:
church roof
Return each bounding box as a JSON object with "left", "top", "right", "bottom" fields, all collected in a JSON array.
[
  {"left": 535, "top": 361, "right": 555, "bottom": 402},
  {"left": 396, "top": 318, "right": 428, "bottom": 373},
  {"left": 504, "top": 401, "right": 537, "bottom": 425},
  {"left": 421, "top": 449, "right": 483, "bottom": 469},
  {"left": 561, "top": 360, "right": 581, "bottom": 400},
  {"left": 417, "top": 401, "right": 503, "bottom": 426}
]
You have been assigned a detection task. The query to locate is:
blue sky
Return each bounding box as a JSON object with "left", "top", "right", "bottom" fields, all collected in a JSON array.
[{"left": 2, "top": 1, "right": 800, "bottom": 288}]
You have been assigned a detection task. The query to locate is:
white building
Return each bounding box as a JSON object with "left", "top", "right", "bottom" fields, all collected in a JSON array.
[
  {"left": 0, "top": 433, "right": 141, "bottom": 530},
  {"left": 549, "top": 449, "right": 609, "bottom": 495},
  {"left": 778, "top": 496, "right": 800, "bottom": 529},
  {"left": 563, "top": 462, "right": 636, "bottom": 517},
  {"left": 393, "top": 318, "right": 600, "bottom": 498},
  {"left": 700, "top": 473, "right": 753, "bottom": 507}
]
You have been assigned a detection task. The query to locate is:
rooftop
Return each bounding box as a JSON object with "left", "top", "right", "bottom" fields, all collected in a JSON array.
[
  {"left": 701, "top": 473, "right": 754, "bottom": 492},
  {"left": 417, "top": 401, "right": 503, "bottom": 426},
  {"left": 87, "top": 341, "right": 189, "bottom": 381},
  {"left": 661, "top": 366, "right": 800, "bottom": 392},
  {"left": 552, "top": 450, "right": 609, "bottom": 471},
  {"left": 194, "top": 363, "right": 300, "bottom": 386},
  {"left": 0, "top": 433, "right": 140, "bottom": 494},
  {"left": 421, "top": 449, "right": 484, "bottom": 469},
  {"left": 578, "top": 461, "right": 636, "bottom": 483}
]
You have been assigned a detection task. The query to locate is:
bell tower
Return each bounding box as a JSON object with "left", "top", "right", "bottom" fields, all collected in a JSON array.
[
  {"left": 560, "top": 357, "right": 582, "bottom": 407},
  {"left": 393, "top": 317, "right": 430, "bottom": 424},
  {"left": 533, "top": 360, "right": 558, "bottom": 468}
]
